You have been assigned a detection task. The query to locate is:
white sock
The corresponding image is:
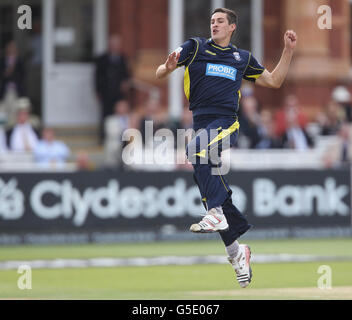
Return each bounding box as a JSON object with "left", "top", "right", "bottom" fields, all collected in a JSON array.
[
  {"left": 209, "top": 206, "right": 224, "bottom": 215},
  {"left": 225, "top": 240, "right": 239, "bottom": 259}
]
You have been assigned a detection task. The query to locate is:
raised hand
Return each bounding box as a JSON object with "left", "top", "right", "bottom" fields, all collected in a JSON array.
[
  {"left": 284, "top": 30, "right": 297, "bottom": 50},
  {"left": 165, "top": 51, "right": 180, "bottom": 72}
]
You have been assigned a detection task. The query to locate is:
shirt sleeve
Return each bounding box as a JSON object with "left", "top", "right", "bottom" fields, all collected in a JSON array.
[
  {"left": 175, "top": 39, "right": 196, "bottom": 67},
  {"left": 243, "top": 53, "right": 265, "bottom": 82}
]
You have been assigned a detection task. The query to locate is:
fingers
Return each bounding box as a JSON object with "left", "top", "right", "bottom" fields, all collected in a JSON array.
[
  {"left": 285, "top": 30, "right": 297, "bottom": 41},
  {"left": 167, "top": 52, "right": 180, "bottom": 65},
  {"left": 165, "top": 51, "right": 180, "bottom": 71},
  {"left": 169, "top": 51, "right": 180, "bottom": 60},
  {"left": 285, "top": 29, "right": 296, "bottom": 36},
  {"left": 168, "top": 52, "right": 175, "bottom": 60}
]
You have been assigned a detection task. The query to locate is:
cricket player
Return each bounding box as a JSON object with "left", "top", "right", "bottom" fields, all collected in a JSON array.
[{"left": 156, "top": 8, "right": 297, "bottom": 288}]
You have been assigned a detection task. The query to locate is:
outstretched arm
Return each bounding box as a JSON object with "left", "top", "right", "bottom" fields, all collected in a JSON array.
[
  {"left": 156, "top": 51, "right": 181, "bottom": 79},
  {"left": 256, "top": 30, "right": 297, "bottom": 89}
]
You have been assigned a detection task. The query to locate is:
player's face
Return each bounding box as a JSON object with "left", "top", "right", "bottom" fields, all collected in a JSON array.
[{"left": 210, "top": 12, "right": 236, "bottom": 42}]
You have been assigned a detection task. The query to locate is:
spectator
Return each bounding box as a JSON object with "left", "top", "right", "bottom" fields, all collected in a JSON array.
[
  {"left": 331, "top": 85, "right": 352, "bottom": 122},
  {"left": 104, "top": 99, "right": 132, "bottom": 168},
  {"left": 76, "top": 150, "right": 95, "bottom": 171},
  {"left": 0, "top": 112, "right": 7, "bottom": 153},
  {"left": 139, "top": 97, "right": 168, "bottom": 147},
  {"left": 175, "top": 106, "right": 194, "bottom": 170},
  {"left": 181, "top": 106, "right": 193, "bottom": 131},
  {"left": 323, "top": 122, "right": 352, "bottom": 169},
  {"left": 274, "top": 94, "right": 308, "bottom": 137},
  {"left": 7, "top": 97, "right": 41, "bottom": 129},
  {"left": 26, "top": 19, "right": 43, "bottom": 117},
  {"left": 34, "top": 127, "right": 70, "bottom": 169},
  {"left": 237, "top": 95, "right": 261, "bottom": 148},
  {"left": 0, "top": 41, "right": 26, "bottom": 125},
  {"left": 6, "top": 99, "right": 39, "bottom": 152},
  {"left": 94, "top": 34, "right": 131, "bottom": 143},
  {"left": 240, "top": 84, "right": 255, "bottom": 99},
  {"left": 316, "top": 100, "right": 344, "bottom": 136},
  {"left": 282, "top": 105, "right": 313, "bottom": 150},
  {"left": 338, "top": 122, "right": 351, "bottom": 167},
  {"left": 0, "top": 129, "right": 6, "bottom": 153},
  {"left": 256, "top": 110, "right": 282, "bottom": 149}
]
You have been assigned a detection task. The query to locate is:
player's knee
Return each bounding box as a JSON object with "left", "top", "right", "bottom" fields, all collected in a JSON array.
[{"left": 186, "top": 141, "right": 204, "bottom": 164}]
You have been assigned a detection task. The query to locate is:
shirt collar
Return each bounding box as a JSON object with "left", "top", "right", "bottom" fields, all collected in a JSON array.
[{"left": 207, "top": 38, "right": 237, "bottom": 51}]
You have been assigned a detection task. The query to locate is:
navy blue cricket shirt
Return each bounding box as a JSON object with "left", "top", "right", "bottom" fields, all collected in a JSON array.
[{"left": 176, "top": 37, "right": 265, "bottom": 117}]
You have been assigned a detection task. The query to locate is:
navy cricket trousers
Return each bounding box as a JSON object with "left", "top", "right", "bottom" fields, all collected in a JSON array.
[{"left": 186, "top": 115, "right": 252, "bottom": 246}]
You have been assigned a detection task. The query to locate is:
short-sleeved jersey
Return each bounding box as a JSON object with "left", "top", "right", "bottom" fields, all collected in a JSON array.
[{"left": 176, "top": 37, "right": 265, "bottom": 117}]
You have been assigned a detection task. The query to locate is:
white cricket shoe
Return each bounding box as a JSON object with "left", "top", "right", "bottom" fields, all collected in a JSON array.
[
  {"left": 189, "top": 207, "right": 229, "bottom": 233},
  {"left": 228, "top": 244, "right": 252, "bottom": 288}
]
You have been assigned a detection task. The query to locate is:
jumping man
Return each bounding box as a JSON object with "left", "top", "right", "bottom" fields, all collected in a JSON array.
[{"left": 156, "top": 8, "right": 297, "bottom": 288}]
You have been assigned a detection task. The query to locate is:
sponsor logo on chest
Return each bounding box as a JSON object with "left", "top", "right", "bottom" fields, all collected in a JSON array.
[{"left": 205, "top": 63, "right": 237, "bottom": 81}]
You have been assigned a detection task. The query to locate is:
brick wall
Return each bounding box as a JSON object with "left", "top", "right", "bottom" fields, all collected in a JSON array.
[
  {"left": 108, "top": 0, "right": 351, "bottom": 120},
  {"left": 259, "top": 0, "right": 351, "bottom": 120}
]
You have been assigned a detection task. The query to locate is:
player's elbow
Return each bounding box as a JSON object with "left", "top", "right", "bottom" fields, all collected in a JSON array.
[
  {"left": 261, "top": 80, "right": 281, "bottom": 89},
  {"left": 271, "top": 82, "right": 282, "bottom": 89},
  {"left": 258, "top": 73, "right": 282, "bottom": 89},
  {"left": 269, "top": 76, "right": 283, "bottom": 89}
]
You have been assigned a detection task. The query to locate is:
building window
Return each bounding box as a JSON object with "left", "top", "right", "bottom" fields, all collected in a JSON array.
[
  {"left": 0, "top": 5, "right": 13, "bottom": 57},
  {"left": 0, "top": 0, "right": 42, "bottom": 58},
  {"left": 225, "top": 0, "right": 252, "bottom": 50},
  {"left": 54, "top": 0, "right": 93, "bottom": 63},
  {"left": 185, "top": 0, "right": 212, "bottom": 40}
]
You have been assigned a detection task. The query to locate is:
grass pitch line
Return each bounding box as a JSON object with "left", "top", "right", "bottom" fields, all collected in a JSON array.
[
  {"left": 0, "top": 253, "right": 351, "bottom": 270},
  {"left": 189, "top": 286, "right": 352, "bottom": 300}
]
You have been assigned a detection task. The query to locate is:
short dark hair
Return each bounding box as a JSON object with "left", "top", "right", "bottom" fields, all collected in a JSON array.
[{"left": 211, "top": 7, "right": 238, "bottom": 26}]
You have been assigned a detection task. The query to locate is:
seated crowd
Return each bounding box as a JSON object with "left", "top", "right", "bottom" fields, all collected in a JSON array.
[
  {"left": 0, "top": 97, "right": 72, "bottom": 169},
  {"left": 1, "top": 85, "right": 352, "bottom": 170}
]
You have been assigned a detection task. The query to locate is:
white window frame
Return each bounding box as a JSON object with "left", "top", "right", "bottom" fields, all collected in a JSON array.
[
  {"left": 251, "top": 0, "right": 263, "bottom": 63},
  {"left": 42, "top": 0, "right": 107, "bottom": 126},
  {"left": 349, "top": 0, "right": 352, "bottom": 74}
]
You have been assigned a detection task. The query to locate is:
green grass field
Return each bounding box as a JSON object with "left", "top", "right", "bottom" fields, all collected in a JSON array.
[{"left": 1, "top": 238, "right": 352, "bottom": 300}]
